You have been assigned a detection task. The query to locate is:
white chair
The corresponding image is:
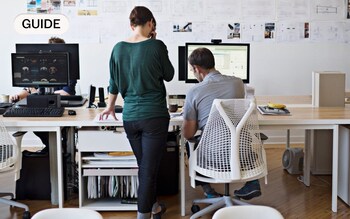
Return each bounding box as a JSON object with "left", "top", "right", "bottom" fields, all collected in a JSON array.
[
  {"left": 31, "top": 208, "right": 103, "bottom": 219},
  {"left": 188, "top": 99, "right": 268, "bottom": 219},
  {"left": 212, "top": 205, "right": 284, "bottom": 219},
  {"left": 0, "top": 125, "right": 30, "bottom": 219}
]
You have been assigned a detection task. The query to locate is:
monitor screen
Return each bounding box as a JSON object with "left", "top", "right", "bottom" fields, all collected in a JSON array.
[
  {"left": 16, "top": 43, "right": 80, "bottom": 81},
  {"left": 11, "top": 52, "right": 69, "bottom": 87},
  {"left": 185, "top": 43, "right": 250, "bottom": 83}
]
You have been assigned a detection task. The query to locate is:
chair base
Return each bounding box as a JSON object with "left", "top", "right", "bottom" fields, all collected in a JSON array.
[
  {"left": 0, "top": 195, "right": 30, "bottom": 212},
  {"left": 190, "top": 195, "right": 250, "bottom": 219}
]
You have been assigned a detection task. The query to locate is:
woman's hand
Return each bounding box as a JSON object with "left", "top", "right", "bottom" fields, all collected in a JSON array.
[
  {"left": 149, "top": 30, "right": 157, "bottom": 39},
  {"left": 99, "top": 106, "right": 117, "bottom": 121}
]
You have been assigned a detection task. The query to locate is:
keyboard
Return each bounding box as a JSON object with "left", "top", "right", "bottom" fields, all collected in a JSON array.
[{"left": 3, "top": 107, "right": 65, "bottom": 117}]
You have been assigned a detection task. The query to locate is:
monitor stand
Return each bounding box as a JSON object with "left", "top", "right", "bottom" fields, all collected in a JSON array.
[{"left": 44, "top": 87, "right": 55, "bottom": 95}]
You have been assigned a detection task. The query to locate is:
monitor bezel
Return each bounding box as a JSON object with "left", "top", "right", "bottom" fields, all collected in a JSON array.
[
  {"left": 11, "top": 52, "right": 70, "bottom": 88},
  {"left": 184, "top": 42, "right": 250, "bottom": 84},
  {"left": 15, "top": 43, "right": 80, "bottom": 81}
]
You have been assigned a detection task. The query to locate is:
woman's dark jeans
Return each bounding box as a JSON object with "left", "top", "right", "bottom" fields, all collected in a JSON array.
[{"left": 123, "top": 117, "right": 169, "bottom": 213}]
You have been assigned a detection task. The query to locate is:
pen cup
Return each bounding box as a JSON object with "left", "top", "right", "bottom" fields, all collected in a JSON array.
[
  {"left": 168, "top": 103, "right": 178, "bottom": 113},
  {"left": 0, "top": 94, "right": 9, "bottom": 103}
]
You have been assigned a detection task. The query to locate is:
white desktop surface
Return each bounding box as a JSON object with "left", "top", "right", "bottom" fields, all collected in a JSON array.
[{"left": 2, "top": 104, "right": 350, "bottom": 213}]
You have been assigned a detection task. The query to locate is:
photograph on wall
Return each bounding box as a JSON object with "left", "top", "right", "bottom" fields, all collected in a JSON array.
[
  {"left": 304, "top": 22, "right": 310, "bottom": 38},
  {"left": 264, "top": 23, "right": 275, "bottom": 39},
  {"left": 64, "top": 0, "right": 76, "bottom": 6},
  {"left": 173, "top": 22, "right": 192, "bottom": 32},
  {"left": 78, "top": 9, "right": 98, "bottom": 16},
  {"left": 227, "top": 23, "right": 241, "bottom": 39},
  {"left": 27, "top": 0, "right": 61, "bottom": 14},
  {"left": 27, "top": 0, "right": 37, "bottom": 13},
  {"left": 347, "top": 0, "right": 350, "bottom": 18}
]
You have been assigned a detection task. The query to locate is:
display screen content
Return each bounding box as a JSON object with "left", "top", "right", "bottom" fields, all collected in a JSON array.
[
  {"left": 185, "top": 43, "right": 250, "bottom": 83},
  {"left": 11, "top": 52, "right": 69, "bottom": 87},
  {"left": 16, "top": 43, "right": 80, "bottom": 81}
]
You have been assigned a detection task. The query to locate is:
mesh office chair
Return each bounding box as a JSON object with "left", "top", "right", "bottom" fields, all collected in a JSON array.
[
  {"left": 212, "top": 205, "right": 284, "bottom": 219},
  {"left": 0, "top": 124, "right": 30, "bottom": 219},
  {"left": 31, "top": 208, "right": 103, "bottom": 219},
  {"left": 188, "top": 99, "right": 268, "bottom": 219}
]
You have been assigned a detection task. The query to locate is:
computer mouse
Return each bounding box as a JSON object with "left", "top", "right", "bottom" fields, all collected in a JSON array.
[{"left": 68, "top": 110, "right": 76, "bottom": 115}]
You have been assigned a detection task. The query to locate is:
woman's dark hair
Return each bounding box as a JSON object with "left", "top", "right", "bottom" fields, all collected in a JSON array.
[
  {"left": 129, "top": 6, "right": 156, "bottom": 27},
  {"left": 188, "top": 47, "right": 215, "bottom": 70}
]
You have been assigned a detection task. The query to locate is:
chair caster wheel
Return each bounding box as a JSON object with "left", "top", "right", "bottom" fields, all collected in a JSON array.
[
  {"left": 23, "top": 211, "right": 31, "bottom": 219},
  {"left": 191, "top": 204, "right": 200, "bottom": 214}
]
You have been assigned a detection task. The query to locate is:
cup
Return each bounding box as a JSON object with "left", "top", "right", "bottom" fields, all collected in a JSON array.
[
  {"left": 0, "top": 94, "right": 9, "bottom": 103},
  {"left": 168, "top": 103, "right": 178, "bottom": 112}
]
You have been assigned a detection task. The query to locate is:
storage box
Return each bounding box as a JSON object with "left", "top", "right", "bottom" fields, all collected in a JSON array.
[{"left": 312, "top": 71, "right": 345, "bottom": 107}]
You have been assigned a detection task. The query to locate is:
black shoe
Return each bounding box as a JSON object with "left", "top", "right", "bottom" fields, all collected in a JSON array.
[
  {"left": 152, "top": 203, "right": 166, "bottom": 219},
  {"left": 234, "top": 180, "right": 261, "bottom": 200}
]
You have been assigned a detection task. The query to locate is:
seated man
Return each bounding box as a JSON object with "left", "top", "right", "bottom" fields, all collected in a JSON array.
[
  {"left": 10, "top": 36, "right": 77, "bottom": 153},
  {"left": 182, "top": 47, "right": 261, "bottom": 200}
]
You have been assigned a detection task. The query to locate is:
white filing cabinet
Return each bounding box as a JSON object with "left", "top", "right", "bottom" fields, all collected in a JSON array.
[
  {"left": 77, "top": 128, "right": 138, "bottom": 211},
  {"left": 338, "top": 125, "right": 350, "bottom": 206}
]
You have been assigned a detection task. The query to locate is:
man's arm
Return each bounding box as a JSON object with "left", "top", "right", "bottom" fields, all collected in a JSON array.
[{"left": 182, "top": 119, "right": 198, "bottom": 140}]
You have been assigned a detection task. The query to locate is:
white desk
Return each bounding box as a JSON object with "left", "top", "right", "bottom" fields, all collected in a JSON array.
[
  {"left": 257, "top": 106, "right": 350, "bottom": 213},
  {"left": 1, "top": 109, "right": 183, "bottom": 208},
  {"left": 2, "top": 105, "right": 349, "bottom": 214}
]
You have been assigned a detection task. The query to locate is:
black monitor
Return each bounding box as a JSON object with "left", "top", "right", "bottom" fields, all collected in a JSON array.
[
  {"left": 11, "top": 52, "right": 69, "bottom": 88},
  {"left": 15, "top": 43, "right": 80, "bottom": 81},
  {"left": 184, "top": 43, "right": 250, "bottom": 83}
]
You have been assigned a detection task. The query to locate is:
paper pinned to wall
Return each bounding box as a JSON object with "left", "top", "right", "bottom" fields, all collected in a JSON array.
[
  {"left": 277, "top": 0, "right": 310, "bottom": 20},
  {"left": 310, "top": 0, "right": 345, "bottom": 20},
  {"left": 241, "top": 22, "right": 265, "bottom": 42},
  {"left": 241, "top": 0, "right": 276, "bottom": 20},
  {"left": 310, "top": 21, "right": 344, "bottom": 42},
  {"left": 204, "top": 0, "right": 241, "bottom": 21},
  {"left": 276, "top": 21, "right": 310, "bottom": 42}
]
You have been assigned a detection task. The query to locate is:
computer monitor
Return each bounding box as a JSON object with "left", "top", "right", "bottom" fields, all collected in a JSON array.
[
  {"left": 15, "top": 43, "right": 80, "bottom": 81},
  {"left": 11, "top": 52, "right": 69, "bottom": 88},
  {"left": 185, "top": 43, "right": 250, "bottom": 83}
]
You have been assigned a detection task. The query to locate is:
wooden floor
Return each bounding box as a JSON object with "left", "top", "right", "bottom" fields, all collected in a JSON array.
[{"left": 1, "top": 147, "right": 350, "bottom": 219}]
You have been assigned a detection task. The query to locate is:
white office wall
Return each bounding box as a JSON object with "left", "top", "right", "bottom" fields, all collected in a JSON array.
[
  {"left": 2, "top": 1, "right": 350, "bottom": 97},
  {"left": 5, "top": 1, "right": 348, "bottom": 144}
]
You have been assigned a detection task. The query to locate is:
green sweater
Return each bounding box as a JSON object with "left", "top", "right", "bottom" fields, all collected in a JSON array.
[{"left": 109, "top": 39, "right": 174, "bottom": 121}]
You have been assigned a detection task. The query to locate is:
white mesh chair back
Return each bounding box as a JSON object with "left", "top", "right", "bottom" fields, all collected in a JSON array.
[
  {"left": 0, "top": 120, "right": 18, "bottom": 172},
  {"left": 212, "top": 206, "right": 284, "bottom": 219},
  {"left": 31, "top": 208, "right": 103, "bottom": 219},
  {"left": 193, "top": 99, "right": 267, "bottom": 182}
]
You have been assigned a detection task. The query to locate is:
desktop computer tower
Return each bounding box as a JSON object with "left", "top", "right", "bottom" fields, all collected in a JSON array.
[
  {"left": 16, "top": 151, "right": 71, "bottom": 200},
  {"left": 156, "top": 131, "right": 180, "bottom": 196},
  {"left": 16, "top": 150, "right": 51, "bottom": 200}
]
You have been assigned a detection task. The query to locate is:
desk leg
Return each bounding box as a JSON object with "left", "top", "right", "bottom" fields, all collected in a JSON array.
[
  {"left": 48, "top": 129, "right": 63, "bottom": 207},
  {"left": 332, "top": 125, "right": 339, "bottom": 212},
  {"left": 302, "top": 130, "right": 312, "bottom": 186},
  {"left": 180, "top": 134, "right": 186, "bottom": 216}
]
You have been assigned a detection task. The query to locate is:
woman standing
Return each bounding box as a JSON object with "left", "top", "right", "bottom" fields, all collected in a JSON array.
[{"left": 100, "top": 6, "right": 174, "bottom": 219}]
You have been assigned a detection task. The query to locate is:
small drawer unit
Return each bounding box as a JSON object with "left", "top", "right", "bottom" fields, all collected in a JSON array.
[{"left": 77, "top": 128, "right": 138, "bottom": 211}]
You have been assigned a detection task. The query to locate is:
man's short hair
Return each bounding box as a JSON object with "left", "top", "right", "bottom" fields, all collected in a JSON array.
[
  {"left": 48, "top": 37, "right": 65, "bottom": 44},
  {"left": 188, "top": 47, "right": 215, "bottom": 70}
]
